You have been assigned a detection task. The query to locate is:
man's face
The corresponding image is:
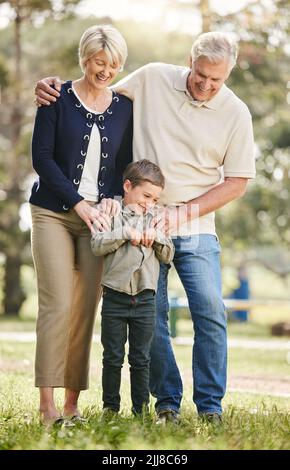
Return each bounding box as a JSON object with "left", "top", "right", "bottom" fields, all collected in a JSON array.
[
  {"left": 123, "top": 181, "right": 162, "bottom": 215},
  {"left": 84, "top": 49, "right": 120, "bottom": 91},
  {"left": 188, "top": 56, "right": 231, "bottom": 102}
]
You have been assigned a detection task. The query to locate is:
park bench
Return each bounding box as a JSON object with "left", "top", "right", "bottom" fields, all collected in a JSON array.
[{"left": 169, "top": 297, "right": 290, "bottom": 337}]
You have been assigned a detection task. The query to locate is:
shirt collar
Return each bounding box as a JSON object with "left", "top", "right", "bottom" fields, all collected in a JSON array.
[
  {"left": 173, "top": 67, "right": 228, "bottom": 111},
  {"left": 121, "top": 201, "right": 155, "bottom": 217}
]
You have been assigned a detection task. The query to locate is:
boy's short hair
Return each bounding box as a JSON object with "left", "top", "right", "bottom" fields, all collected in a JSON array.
[{"left": 123, "top": 159, "right": 165, "bottom": 189}]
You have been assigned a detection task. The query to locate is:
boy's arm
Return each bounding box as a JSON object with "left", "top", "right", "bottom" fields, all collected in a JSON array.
[
  {"left": 91, "top": 222, "right": 142, "bottom": 256},
  {"left": 152, "top": 232, "right": 175, "bottom": 264}
]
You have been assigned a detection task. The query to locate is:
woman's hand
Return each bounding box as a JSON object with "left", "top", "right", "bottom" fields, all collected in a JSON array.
[
  {"left": 96, "top": 198, "right": 121, "bottom": 217},
  {"left": 74, "top": 200, "right": 111, "bottom": 234},
  {"left": 34, "top": 77, "right": 62, "bottom": 106}
]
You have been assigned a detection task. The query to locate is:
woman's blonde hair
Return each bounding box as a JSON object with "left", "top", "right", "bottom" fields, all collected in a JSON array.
[{"left": 79, "top": 24, "right": 128, "bottom": 72}]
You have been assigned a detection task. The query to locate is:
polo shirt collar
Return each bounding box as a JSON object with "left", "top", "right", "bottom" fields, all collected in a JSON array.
[{"left": 173, "top": 67, "right": 228, "bottom": 110}]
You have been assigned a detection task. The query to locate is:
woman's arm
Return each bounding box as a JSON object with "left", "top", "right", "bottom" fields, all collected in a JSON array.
[
  {"left": 32, "top": 103, "right": 111, "bottom": 231},
  {"left": 32, "top": 103, "right": 83, "bottom": 209}
]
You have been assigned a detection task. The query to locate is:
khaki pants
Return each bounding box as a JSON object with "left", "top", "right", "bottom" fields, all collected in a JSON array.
[{"left": 30, "top": 204, "right": 103, "bottom": 390}]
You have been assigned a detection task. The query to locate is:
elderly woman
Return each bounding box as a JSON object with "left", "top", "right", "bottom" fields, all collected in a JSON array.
[{"left": 30, "top": 25, "right": 132, "bottom": 425}]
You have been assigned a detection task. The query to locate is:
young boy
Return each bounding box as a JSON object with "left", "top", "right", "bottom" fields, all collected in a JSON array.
[{"left": 91, "top": 159, "right": 174, "bottom": 416}]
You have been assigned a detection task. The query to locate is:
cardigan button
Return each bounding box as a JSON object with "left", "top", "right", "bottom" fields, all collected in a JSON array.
[
  {"left": 81, "top": 150, "right": 86, "bottom": 156},
  {"left": 84, "top": 135, "right": 90, "bottom": 140},
  {"left": 102, "top": 153, "right": 108, "bottom": 159},
  {"left": 100, "top": 193, "right": 105, "bottom": 198},
  {"left": 101, "top": 166, "right": 106, "bottom": 171},
  {"left": 63, "top": 205, "right": 69, "bottom": 211},
  {"left": 99, "top": 181, "right": 104, "bottom": 187},
  {"left": 77, "top": 164, "right": 84, "bottom": 170},
  {"left": 73, "top": 179, "right": 79, "bottom": 185},
  {"left": 102, "top": 136, "right": 108, "bottom": 142}
]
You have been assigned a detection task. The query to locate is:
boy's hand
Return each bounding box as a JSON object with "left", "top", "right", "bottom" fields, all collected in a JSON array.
[
  {"left": 124, "top": 226, "right": 142, "bottom": 245},
  {"left": 97, "top": 198, "right": 121, "bottom": 217},
  {"left": 141, "top": 228, "right": 157, "bottom": 248},
  {"left": 34, "top": 77, "right": 62, "bottom": 106}
]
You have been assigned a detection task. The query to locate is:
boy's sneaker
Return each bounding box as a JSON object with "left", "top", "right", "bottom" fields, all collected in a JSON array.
[
  {"left": 102, "top": 408, "right": 119, "bottom": 422},
  {"left": 156, "top": 409, "right": 179, "bottom": 425},
  {"left": 198, "top": 412, "right": 222, "bottom": 425}
]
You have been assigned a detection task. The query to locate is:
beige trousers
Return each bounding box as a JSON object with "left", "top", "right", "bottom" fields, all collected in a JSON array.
[{"left": 30, "top": 204, "right": 103, "bottom": 390}]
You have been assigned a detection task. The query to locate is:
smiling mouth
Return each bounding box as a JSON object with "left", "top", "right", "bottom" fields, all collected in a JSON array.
[{"left": 96, "top": 75, "right": 109, "bottom": 82}]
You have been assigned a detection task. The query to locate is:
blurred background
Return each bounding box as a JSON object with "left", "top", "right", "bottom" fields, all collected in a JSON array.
[{"left": 0, "top": 0, "right": 290, "bottom": 333}]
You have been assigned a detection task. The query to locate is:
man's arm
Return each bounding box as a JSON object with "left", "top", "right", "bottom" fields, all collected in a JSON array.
[
  {"left": 35, "top": 64, "right": 148, "bottom": 105},
  {"left": 188, "top": 176, "right": 248, "bottom": 217},
  {"left": 165, "top": 177, "right": 249, "bottom": 233}
]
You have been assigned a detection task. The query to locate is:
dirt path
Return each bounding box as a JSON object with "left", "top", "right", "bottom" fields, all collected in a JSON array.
[
  {"left": 228, "top": 375, "right": 290, "bottom": 397},
  {"left": 1, "top": 332, "right": 290, "bottom": 350},
  {"left": 1, "top": 332, "right": 290, "bottom": 397}
]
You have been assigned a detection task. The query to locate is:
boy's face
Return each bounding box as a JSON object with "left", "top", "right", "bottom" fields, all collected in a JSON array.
[{"left": 123, "top": 180, "right": 162, "bottom": 215}]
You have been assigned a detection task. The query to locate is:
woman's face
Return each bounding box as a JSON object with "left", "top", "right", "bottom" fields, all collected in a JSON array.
[{"left": 84, "top": 49, "right": 120, "bottom": 90}]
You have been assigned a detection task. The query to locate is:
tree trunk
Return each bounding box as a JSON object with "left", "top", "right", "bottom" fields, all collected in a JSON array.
[
  {"left": 2, "top": 0, "right": 24, "bottom": 316},
  {"left": 4, "top": 255, "right": 26, "bottom": 316},
  {"left": 200, "top": 0, "right": 211, "bottom": 32}
]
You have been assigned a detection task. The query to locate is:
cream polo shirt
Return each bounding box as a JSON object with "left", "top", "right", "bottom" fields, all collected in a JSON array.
[{"left": 114, "top": 63, "right": 256, "bottom": 235}]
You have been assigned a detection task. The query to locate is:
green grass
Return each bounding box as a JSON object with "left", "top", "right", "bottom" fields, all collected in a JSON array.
[
  {"left": 1, "top": 371, "right": 290, "bottom": 450},
  {"left": 1, "top": 332, "right": 290, "bottom": 450}
]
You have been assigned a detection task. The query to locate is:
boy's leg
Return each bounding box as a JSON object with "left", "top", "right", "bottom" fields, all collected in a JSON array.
[
  {"left": 128, "top": 292, "right": 156, "bottom": 415},
  {"left": 101, "top": 291, "right": 128, "bottom": 412}
]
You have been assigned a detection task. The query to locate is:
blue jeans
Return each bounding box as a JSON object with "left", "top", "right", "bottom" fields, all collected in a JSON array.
[
  {"left": 149, "top": 234, "right": 227, "bottom": 415},
  {"left": 101, "top": 287, "right": 156, "bottom": 414}
]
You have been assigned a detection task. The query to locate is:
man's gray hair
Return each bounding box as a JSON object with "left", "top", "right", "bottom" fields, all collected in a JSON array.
[{"left": 191, "top": 32, "right": 238, "bottom": 70}]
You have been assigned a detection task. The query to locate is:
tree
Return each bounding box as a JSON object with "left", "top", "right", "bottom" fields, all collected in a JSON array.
[{"left": 0, "top": 0, "right": 80, "bottom": 316}]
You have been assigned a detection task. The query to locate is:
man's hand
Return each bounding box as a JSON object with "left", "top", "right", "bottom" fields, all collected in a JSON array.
[
  {"left": 74, "top": 200, "right": 111, "bottom": 234},
  {"left": 96, "top": 198, "right": 121, "bottom": 217},
  {"left": 152, "top": 205, "right": 194, "bottom": 235},
  {"left": 34, "top": 76, "right": 62, "bottom": 106},
  {"left": 141, "top": 228, "right": 157, "bottom": 248}
]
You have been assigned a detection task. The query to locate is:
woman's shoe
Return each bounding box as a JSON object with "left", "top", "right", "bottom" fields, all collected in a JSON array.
[{"left": 40, "top": 413, "right": 64, "bottom": 427}]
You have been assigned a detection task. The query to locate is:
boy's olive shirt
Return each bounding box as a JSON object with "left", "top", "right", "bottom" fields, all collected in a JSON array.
[{"left": 91, "top": 205, "right": 175, "bottom": 295}]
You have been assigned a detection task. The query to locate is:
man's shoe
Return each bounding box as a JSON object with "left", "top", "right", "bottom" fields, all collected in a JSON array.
[
  {"left": 156, "top": 409, "right": 179, "bottom": 425},
  {"left": 199, "top": 412, "right": 222, "bottom": 425}
]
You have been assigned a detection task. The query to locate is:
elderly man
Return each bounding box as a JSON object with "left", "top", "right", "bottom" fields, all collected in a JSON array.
[{"left": 35, "top": 31, "right": 255, "bottom": 423}]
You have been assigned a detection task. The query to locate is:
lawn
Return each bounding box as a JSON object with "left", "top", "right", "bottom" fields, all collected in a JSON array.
[{"left": 1, "top": 317, "right": 290, "bottom": 450}]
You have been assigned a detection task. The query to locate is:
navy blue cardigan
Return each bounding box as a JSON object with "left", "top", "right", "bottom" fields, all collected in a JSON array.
[{"left": 30, "top": 80, "right": 133, "bottom": 212}]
